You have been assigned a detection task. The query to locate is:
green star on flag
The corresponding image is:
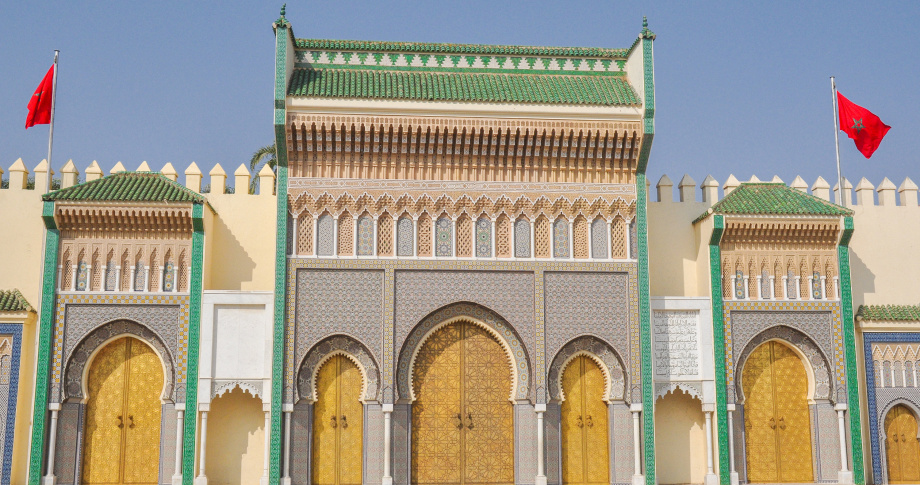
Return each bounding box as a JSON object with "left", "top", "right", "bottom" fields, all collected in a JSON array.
[{"left": 851, "top": 118, "right": 864, "bottom": 133}]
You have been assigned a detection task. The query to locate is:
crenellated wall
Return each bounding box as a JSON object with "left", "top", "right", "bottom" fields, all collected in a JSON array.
[{"left": 647, "top": 173, "right": 920, "bottom": 308}]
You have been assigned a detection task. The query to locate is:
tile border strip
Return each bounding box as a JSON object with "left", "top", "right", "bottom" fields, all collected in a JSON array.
[
  {"left": 181, "top": 203, "right": 205, "bottom": 485},
  {"left": 708, "top": 215, "right": 730, "bottom": 485},
  {"left": 0, "top": 324, "right": 23, "bottom": 485},
  {"left": 839, "top": 216, "right": 864, "bottom": 484}
]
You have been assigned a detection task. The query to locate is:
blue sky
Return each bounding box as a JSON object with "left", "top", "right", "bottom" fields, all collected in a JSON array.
[{"left": 2, "top": 2, "right": 918, "bottom": 196}]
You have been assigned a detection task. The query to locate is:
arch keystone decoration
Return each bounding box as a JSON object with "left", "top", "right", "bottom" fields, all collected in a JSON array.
[
  {"left": 297, "top": 335, "right": 380, "bottom": 403},
  {"left": 549, "top": 335, "right": 626, "bottom": 403},
  {"left": 397, "top": 302, "right": 531, "bottom": 402},
  {"left": 64, "top": 319, "right": 176, "bottom": 402}
]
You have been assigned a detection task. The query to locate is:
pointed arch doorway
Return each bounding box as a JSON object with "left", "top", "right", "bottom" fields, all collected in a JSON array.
[
  {"left": 312, "top": 354, "right": 364, "bottom": 485},
  {"left": 561, "top": 355, "right": 610, "bottom": 485},
  {"left": 411, "top": 320, "right": 514, "bottom": 485},
  {"left": 82, "top": 336, "right": 164, "bottom": 485},
  {"left": 742, "top": 340, "right": 813, "bottom": 483}
]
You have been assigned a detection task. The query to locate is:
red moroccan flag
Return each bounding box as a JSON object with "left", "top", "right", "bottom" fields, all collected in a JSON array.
[
  {"left": 837, "top": 91, "right": 890, "bottom": 158},
  {"left": 25, "top": 64, "right": 55, "bottom": 129}
]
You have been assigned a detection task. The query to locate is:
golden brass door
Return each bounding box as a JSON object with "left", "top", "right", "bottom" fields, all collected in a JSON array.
[
  {"left": 561, "top": 356, "right": 609, "bottom": 485},
  {"left": 742, "top": 341, "right": 813, "bottom": 483},
  {"left": 885, "top": 405, "right": 920, "bottom": 483},
  {"left": 312, "top": 355, "right": 364, "bottom": 485},
  {"left": 412, "top": 321, "right": 514, "bottom": 485},
  {"left": 83, "top": 337, "right": 163, "bottom": 485}
]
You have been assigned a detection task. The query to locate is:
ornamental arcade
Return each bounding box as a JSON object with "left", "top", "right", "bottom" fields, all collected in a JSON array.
[{"left": 0, "top": 9, "right": 918, "bottom": 485}]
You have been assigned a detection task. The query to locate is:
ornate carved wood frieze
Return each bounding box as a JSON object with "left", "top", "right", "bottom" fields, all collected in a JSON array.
[{"left": 285, "top": 114, "right": 642, "bottom": 184}]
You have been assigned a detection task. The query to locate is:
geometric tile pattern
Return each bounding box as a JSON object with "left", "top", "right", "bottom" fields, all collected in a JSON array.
[
  {"left": 0, "top": 326, "right": 21, "bottom": 485},
  {"left": 51, "top": 294, "right": 188, "bottom": 403},
  {"left": 547, "top": 335, "right": 626, "bottom": 402},
  {"left": 297, "top": 334, "right": 380, "bottom": 402}
]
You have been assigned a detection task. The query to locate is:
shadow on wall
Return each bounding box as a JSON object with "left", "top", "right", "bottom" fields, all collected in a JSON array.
[
  {"left": 848, "top": 250, "right": 875, "bottom": 307},
  {"left": 205, "top": 387, "right": 265, "bottom": 485},
  {"left": 654, "top": 388, "right": 707, "bottom": 485},
  {"left": 211, "top": 216, "right": 256, "bottom": 290}
]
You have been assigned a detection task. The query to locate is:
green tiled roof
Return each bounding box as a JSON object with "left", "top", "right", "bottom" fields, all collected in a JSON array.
[
  {"left": 695, "top": 183, "right": 853, "bottom": 223},
  {"left": 288, "top": 68, "right": 640, "bottom": 105},
  {"left": 0, "top": 289, "right": 33, "bottom": 313},
  {"left": 44, "top": 172, "right": 205, "bottom": 203},
  {"left": 857, "top": 305, "right": 920, "bottom": 321},
  {"left": 294, "top": 38, "right": 628, "bottom": 59}
]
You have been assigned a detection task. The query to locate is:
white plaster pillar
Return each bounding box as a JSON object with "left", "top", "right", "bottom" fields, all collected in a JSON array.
[
  {"left": 115, "top": 265, "right": 122, "bottom": 292},
  {"left": 56, "top": 266, "right": 62, "bottom": 291},
  {"left": 143, "top": 265, "right": 150, "bottom": 292},
  {"left": 490, "top": 217, "right": 496, "bottom": 259},
  {"left": 452, "top": 218, "right": 458, "bottom": 257},
  {"left": 128, "top": 266, "right": 136, "bottom": 292},
  {"left": 631, "top": 403, "right": 644, "bottom": 485},
  {"left": 70, "top": 265, "right": 77, "bottom": 291},
  {"left": 291, "top": 216, "right": 298, "bottom": 256},
  {"left": 781, "top": 275, "right": 788, "bottom": 299},
  {"left": 529, "top": 219, "right": 535, "bottom": 259},
  {"left": 372, "top": 218, "right": 379, "bottom": 257},
  {"left": 730, "top": 274, "right": 736, "bottom": 300},
  {"left": 742, "top": 275, "right": 749, "bottom": 300},
  {"left": 195, "top": 410, "right": 209, "bottom": 485},
  {"left": 261, "top": 408, "right": 271, "bottom": 485},
  {"left": 412, "top": 217, "right": 419, "bottom": 258},
  {"left": 727, "top": 404, "right": 739, "bottom": 485},
  {"left": 769, "top": 275, "right": 775, "bottom": 299},
  {"left": 42, "top": 404, "right": 60, "bottom": 485},
  {"left": 820, "top": 275, "right": 827, "bottom": 300},
  {"left": 282, "top": 405, "right": 293, "bottom": 485},
  {"left": 173, "top": 405, "right": 185, "bottom": 485},
  {"left": 86, "top": 264, "right": 93, "bottom": 291},
  {"left": 382, "top": 404, "right": 394, "bottom": 485},
  {"left": 312, "top": 217, "right": 319, "bottom": 256},
  {"left": 332, "top": 218, "right": 339, "bottom": 258},
  {"left": 587, "top": 222, "right": 594, "bottom": 259},
  {"left": 353, "top": 215, "right": 360, "bottom": 257},
  {"left": 836, "top": 403, "right": 853, "bottom": 484},
  {"left": 535, "top": 404, "right": 547, "bottom": 485},
  {"left": 606, "top": 220, "right": 613, "bottom": 259},
  {"left": 755, "top": 275, "right": 762, "bottom": 300},
  {"left": 794, "top": 275, "right": 801, "bottom": 300},
  {"left": 567, "top": 218, "right": 574, "bottom": 259},
  {"left": 703, "top": 405, "right": 718, "bottom": 485},
  {"left": 833, "top": 276, "right": 840, "bottom": 300},
  {"left": 806, "top": 275, "right": 814, "bottom": 300}
]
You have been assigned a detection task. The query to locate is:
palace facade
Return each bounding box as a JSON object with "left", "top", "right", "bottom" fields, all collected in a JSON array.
[{"left": 0, "top": 10, "right": 918, "bottom": 485}]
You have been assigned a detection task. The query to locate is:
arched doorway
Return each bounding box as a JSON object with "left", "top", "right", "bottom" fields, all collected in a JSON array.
[
  {"left": 885, "top": 404, "right": 920, "bottom": 483},
  {"left": 411, "top": 320, "right": 514, "bottom": 485},
  {"left": 561, "top": 355, "right": 609, "bottom": 485},
  {"left": 82, "top": 336, "right": 164, "bottom": 485},
  {"left": 742, "top": 340, "right": 813, "bottom": 483},
  {"left": 313, "top": 355, "right": 363, "bottom": 485}
]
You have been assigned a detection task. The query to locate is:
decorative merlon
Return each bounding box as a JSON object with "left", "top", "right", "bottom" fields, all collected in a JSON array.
[
  {"left": 137, "top": 161, "right": 152, "bottom": 172},
  {"left": 877, "top": 177, "right": 897, "bottom": 206},
  {"left": 656, "top": 174, "right": 673, "bottom": 203},
  {"left": 723, "top": 174, "right": 740, "bottom": 195},
  {"left": 110, "top": 161, "right": 126, "bottom": 174},
  {"left": 33, "top": 159, "right": 55, "bottom": 194},
  {"left": 8, "top": 158, "right": 28, "bottom": 190},
  {"left": 791, "top": 176, "right": 808, "bottom": 192},
  {"left": 700, "top": 175, "right": 719, "bottom": 204},
  {"left": 855, "top": 178, "right": 875, "bottom": 206},
  {"left": 85, "top": 161, "right": 103, "bottom": 182},
  {"left": 185, "top": 162, "right": 202, "bottom": 193},
  {"left": 161, "top": 163, "right": 178, "bottom": 182},
  {"left": 210, "top": 164, "right": 227, "bottom": 194},
  {"left": 748, "top": 175, "right": 761, "bottom": 183},
  {"left": 900, "top": 177, "right": 919, "bottom": 206},
  {"left": 770, "top": 175, "right": 783, "bottom": 183},
  {"left": 678, "top": 174, "right": 696, "bottom": 202},
  {"left": 234, "top": 164, "right": 250, "bottom": 193},
  {"left": 61, "top": 160, "right": 78, "bottom": 189},
  {"left": 258, "top": 164, "right": 275, "bottom": 196}
]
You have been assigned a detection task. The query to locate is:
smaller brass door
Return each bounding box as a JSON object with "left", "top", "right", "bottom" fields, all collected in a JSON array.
[
  {"left": 742, "top": 341, "right": 813, "bottom": 483},
  {"left": 313, "top": 355, "right": 364, "bottom": 485},
  {"left": 82, "top": 337, "right": 163, "bottom": 485},
  {"left": 886, "top": 405, "right": 920, "bottom": 483},
  {"left": 561, "top": 356, "right": 610, "bottom": 485}
]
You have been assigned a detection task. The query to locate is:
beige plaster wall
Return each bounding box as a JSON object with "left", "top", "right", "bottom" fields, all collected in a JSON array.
[
  {"left": 654, "top": 389, "right": 708, "bottom": 484},
  {"left": 203, "top": 191, "right": 277, "bottom": 291},
  {"left": 648, "top": 199, "right": 711, "bottom": 298},
  {"left": 848, "top": 205, "right": 920, "bottom": 307},
  {"left": 205, "top": 387, "right": 266, "bottom": 485}
]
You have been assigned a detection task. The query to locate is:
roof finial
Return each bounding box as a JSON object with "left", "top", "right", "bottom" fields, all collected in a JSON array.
[
  {"left": 643, "top": 16, "right": 648, "bottom": 28},
  {"left": 280, "top": 3, "right": 286, "bottom": 18}
]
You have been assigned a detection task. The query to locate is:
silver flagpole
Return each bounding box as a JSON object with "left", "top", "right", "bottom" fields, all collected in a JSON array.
[
  {"left": 831, "top": 76, "right": 845, "bottom": 207},
  {"left": 45, "top": 50, "right": 59, "bottom": 193}
]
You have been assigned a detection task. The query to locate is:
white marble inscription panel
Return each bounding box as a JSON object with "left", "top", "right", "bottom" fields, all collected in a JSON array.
[{"left": 653, "top": 310, "right": 700, "bottom": 378}]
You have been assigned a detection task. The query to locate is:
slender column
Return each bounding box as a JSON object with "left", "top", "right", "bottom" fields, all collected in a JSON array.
[
  {"left": 372, "top": 218, "right": 379, "bottom": 257},
  {"left": 836, "top": 403, "right": 853, "bottom": 484},
  {"left": 129, "top": 266, "right": 136, "bottom": 292},
  {"left": 567, "top": 218, "right": 574, "bottom": 259},
  {"left": 606, "top": 220, "right": 613, "bottom": 259},
  {"left": 143, "top": 265, "right": 150, "bottom": 292},
  {"left": 56, "top": 266, "right": 62, "bottom": 291},
  {"left": 794, "top": 275, "right": 801, "bottom": 299},
  {"left": 291, "top": 217, "right": 298, "bottom": 256},
  {"left": 173, "top": 406, "right": 185, "bottom": 485},
  {"left": 833, "top": 276, "right": 840, "bottom": 300},
  {"left": 782, "top": 275, "right": 788, "bottom": 299},
  {"left": 86, "top": 265, "right": 93, "bottom": 291},
  {"left": 115, "top": 265, "right": 122, "bottom": 291},
  {"left": 820, "top": 275, "right": 827, "bottom": 299},
  {"left": 196, "top": 411, "right": 209, "bottom": 485},
  {"left": 730, "top": 274, "right": 736, "bottom": 300},
  {"left": 768, "top": 275, "right": 775, "bottom": 299},
  {"left": 353, "top": 215, "right": 360, "bottom": 257},
  {"left": 490, "top": 218, "right": 496, "bottom": 258},
  {"left": 332, "top": 218, "right": 339, "bottom": 257},
  {"left": 529, "top": 219, "right": 535, "bottom": 259},
  {"left": 727, "top": 404, "right": 739, "bottom": 485},
  {"left": 261, "top": 409, "right": 271, "bottom": 485},
  {"left": 451, "top": 218, "right": 457, "bottom": 257},
  {"left": 412, "top": 217, "right": 418, "bottom": 258},
  {"left": 42, "top": 405, "right": 60, "bottom": 485},
  {"left": 282, "top": 408, "right": 293, "bottom": 485},
  {"left": 312, "top": 217, "right": 319, "bottom": 256},
  {"left": 630, "top": 403, "right": 643, "bottom": 485},
  {"left": 535, "top": 404, "right": 547, "bottom": 485},
  {"left": 755, "top": 275, "right": 762, "bottom": 300},
  {"left": 382, "top": 404, "right": 394, "bottom": 485},
  {"left": 703, "top": 405, "right": 717, "bottom": 485},
  {"left": 587, "top": 222, "right": 594, "bottom": 259},
  {"left": 806, "top": 275, "right": 814, "bottom": 300},
  {"left": 70, "top": 265, "right": 77, "bottom": 291},
  {"left": 742, "top": 275, "right": 749, "bottom": 299}
]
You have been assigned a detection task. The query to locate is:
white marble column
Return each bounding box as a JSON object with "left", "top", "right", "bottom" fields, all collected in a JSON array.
[
  {"left": 727, "top": 404, "right": 739, "bottom": 485},
  {"left": 173, "top": 405, "right": 185, "bottom": 485},
  {"left": 70, "top": 265, "right": 77, "bottom": 291},
  {"left": 282, "top": 405, "right": 293, "bottom": 485},
  {"left": 631, "top": 403, "right": 644, "bottom": 485},
  {"left": 42, "top": 405, "right": 60, "bottom": 485},
  {"left": 836, "top": 403, "right": 853, "bottom": 484},
  {"left": 535, "top": 404, "right": 547, "bottom": 485},
  {"left": 382, "top": 404, "right": 394, "bottom": 485},
  {"left": 195, "top": 409, "right": 209, "bottom": 485},
  {"left": 703, "top": 405, "right": 718, "bottom": 485},
  {"left": 261, "top": 407, "right": 271, "bottom": 485}
]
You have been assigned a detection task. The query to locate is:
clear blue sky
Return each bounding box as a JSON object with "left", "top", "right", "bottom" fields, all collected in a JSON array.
[{"left": 2, "top": 1, "right": 918, "bottom": 195}]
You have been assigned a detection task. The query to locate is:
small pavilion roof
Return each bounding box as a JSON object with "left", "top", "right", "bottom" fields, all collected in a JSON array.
[
  {"left": 43, "top": 172, "right": 205, "bottom": 204},
  {"left": 695, "top": 183, "right": 853, "bottom": 223}
]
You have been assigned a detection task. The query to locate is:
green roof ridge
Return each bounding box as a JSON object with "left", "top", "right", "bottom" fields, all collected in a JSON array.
[
  {"left": 287, "top": 68, "right": 640, "bottom": 106},
  {"left": 695, "top": 182, "right": 853, "bottom": 223},
  {"left": 44, "top": 171, "right": 205, "bottom": 204},
  {"left": 0, "top": 289, "right": 33, "bottom": 313},
  {"left": 294, "top": 38, "right": 628, "bottom": 59},
  {"left": 857, "top": 304, "right": 920, "bottom": 322}
]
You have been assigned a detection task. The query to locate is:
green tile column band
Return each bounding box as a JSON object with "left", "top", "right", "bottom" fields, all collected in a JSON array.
[
  {"left": 708, "top": 215, "right": 730, "bottom": 485},
  {"left": 635, "top": 20, "right": 656, "bottom": 485},
  {"left": 182, "top": 203, "right": 205, "bottom": 485},
  {"left": 269, "top": 11, "right": 292, "bottom": 485},
  {"left": 28, "top": 201, "right": 60, "bottom": 484},
  {"left": 838, "top": 216, "right": 864, "bottom": 484}
]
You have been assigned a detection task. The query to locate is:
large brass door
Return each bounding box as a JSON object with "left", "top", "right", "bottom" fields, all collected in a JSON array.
[
  {"left": 561, "top": 356, "right": 609, "bottom": 485},
  {"left": 412, "top": 321, "right": 514, "bottom": 485},
  {"left": 312, "top": 355, "right": 364, "bottom": 485},
  {"left": 885, "top": 405, "right": 920, "bottom": 483},
  {"left": 83, "top": 337, "right": 163, "bottom": 485},
  {"left": 742, "top": 341, "right": 813, "bottom": 483}
]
